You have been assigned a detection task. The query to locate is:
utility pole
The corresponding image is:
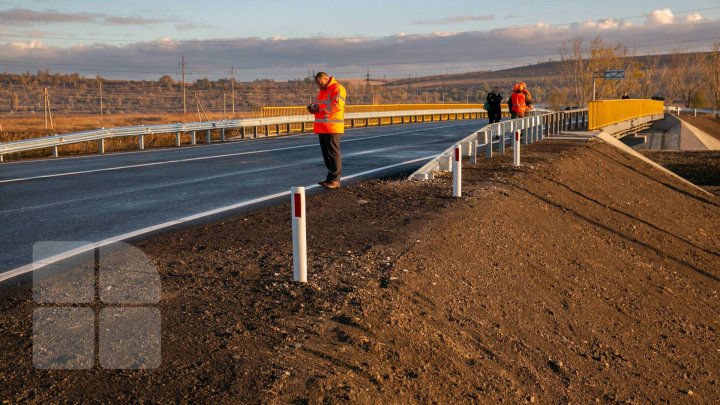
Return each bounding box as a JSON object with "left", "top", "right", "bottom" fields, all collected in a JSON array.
[
  {"left": 99, "top": 79, "right": 103, "bottom": 116},
  {"left": 43, "top": 88, "right": 54, "bottom": 130},
  {"left": 180, "top": 56, "right": 187, "bottom": 114},
  {"left": 365, "top": 70, "right": 371, "bottom": 103},
  {"left": 230, "top": 65, "right": 235, "bottom": 116}
]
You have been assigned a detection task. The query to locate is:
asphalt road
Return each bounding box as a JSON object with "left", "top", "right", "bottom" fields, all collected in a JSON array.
[{"left": 0, "top": 119, "right": 487, "bottom": 279}]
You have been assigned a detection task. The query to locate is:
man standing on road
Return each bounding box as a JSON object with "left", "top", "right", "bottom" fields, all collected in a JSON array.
[
  {"left": 485, "top": 87, "right": 503, "bottom": 124},
  {"left": 307, "top": 72, "right": 346, "bottom": 189}
]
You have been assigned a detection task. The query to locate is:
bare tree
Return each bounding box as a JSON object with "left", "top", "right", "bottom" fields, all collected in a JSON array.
[
  {"left": 560, "top": 35, "right": 630, "bottom": 105},
  {"left": 674, "top": 51, "right": 703, "bottom": 108},
  {"left": 631, "top": 54, "right": 662, "bottom": 99},
  {"left": 560, "top": 37, "right": 589, "bottom": 106},
  {"left": 704, "top": 41, "right": 720, "bottom": 115}
]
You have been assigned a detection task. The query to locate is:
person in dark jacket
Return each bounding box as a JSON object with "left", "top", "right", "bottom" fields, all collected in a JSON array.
[{"left": 485, "top": 87, "right": 503, "bottom": 123}]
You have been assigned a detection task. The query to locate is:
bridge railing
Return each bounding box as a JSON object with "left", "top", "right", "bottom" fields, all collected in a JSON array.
[
  {"left": 664, "top": 106, "right": 720, "bottom": 117},
  {"left": 0, "top": 106, "right": 489, "bottom": 161},
  {"left": 588, "top": 99, "right": 664, "bottom": 130},
  {"left": 411, "top": 108, "right": 589, "bottom": 180}
]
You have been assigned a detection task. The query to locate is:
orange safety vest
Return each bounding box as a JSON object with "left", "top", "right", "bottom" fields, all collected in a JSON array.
[
  {"left": 510, "top": 91, "right": 527, "bottom": 114},
  {"left": 313, "top": 77, "right": 346, "bottom": 134}
]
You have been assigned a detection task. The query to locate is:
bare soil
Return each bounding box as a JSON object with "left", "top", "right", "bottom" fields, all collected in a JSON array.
[{"left": 1, "top": 139, "right": 718, "bottom": 403}]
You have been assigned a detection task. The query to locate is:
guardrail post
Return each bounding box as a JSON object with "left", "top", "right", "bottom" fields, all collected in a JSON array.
[
  {"left": 138, "top": 135, "right": 145, "bottom": 150},
  {"left": 513, "top": 130, "right": 521, "bottom": 167},
  {"left": 452, "top": 144, "right": 462, "bottom": 198},
  {"left": 291, "top": 186, "right": 307, "bottom": 283},
  {"left": 191, "top": 131, "right": 197, "bottom": 145},
  {"left": 485, "top": 129, "right": 492, "bottom": 160},
  {"left": 221, "top": 128, "right": 226, "bottom": 142},
  {"left": 499, "top": 122, "right": 507, "bottom": 154},
  {"left": 206, "top": 129, "right": 212, "bottom": 144},
  {"left": 470, "top": 139, "right": 477, "bottom": 164},
  {"left": 98, "top": 138, "right": 105, "bottom": 154},
  {"left": 175, "top": 132, "right": 181, "bottom": 146},
  {"left": 0, "top": 155, "right": 3, "bottom": 162},
  {"left": 241, "top": 126, "right": 246, "bottom": 139},
  {"left": 253, "top": 126, "right": 258, "bottom": 139}
]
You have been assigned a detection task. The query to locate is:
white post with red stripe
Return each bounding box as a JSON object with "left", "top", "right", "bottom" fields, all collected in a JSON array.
[
  {"left": 453, "top": 143, "right": 462, "bottom": 197},
  {"left": 291, "top": 186, "right": 307, "bottom": 282},
  {"left": 513, "top": 130, "right": 521, "bottom": 167}
]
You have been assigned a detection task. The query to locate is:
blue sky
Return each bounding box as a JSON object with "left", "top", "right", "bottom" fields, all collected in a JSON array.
[{"left": 1, "top": 0, "right": 719, "bottom": 80}]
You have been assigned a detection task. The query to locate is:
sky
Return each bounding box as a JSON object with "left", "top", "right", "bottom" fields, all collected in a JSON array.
[{"left": 1, "top": 0, "right": 719, "bottom": 81}]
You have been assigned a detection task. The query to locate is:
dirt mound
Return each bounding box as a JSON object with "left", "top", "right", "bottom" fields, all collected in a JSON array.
[{"left": 1, "top": 139, "right": 718, "bottom": 403}]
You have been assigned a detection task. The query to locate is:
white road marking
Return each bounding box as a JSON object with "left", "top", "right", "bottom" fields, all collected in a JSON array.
[{"left": 0, "top": 155, "right": 434, "bottom": 284}]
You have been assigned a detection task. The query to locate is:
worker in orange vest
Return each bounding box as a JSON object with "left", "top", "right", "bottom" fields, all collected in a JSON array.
[
  {"left": 511, "top": 83, "right": 528, "bottom": 118},
  {"left": 307, "top": 72, "right": 346, "bottom": 189},
  {"left": 520, "top": 81, "right": 533, "bottom": 110}
]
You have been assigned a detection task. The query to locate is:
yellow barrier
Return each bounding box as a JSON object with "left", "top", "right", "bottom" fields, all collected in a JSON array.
[
  {"left": 588, "top": 99, "right": 664, "bottom": 130},
  {"left": 255, "top": 103, "right": 490, "bottom": 118}
]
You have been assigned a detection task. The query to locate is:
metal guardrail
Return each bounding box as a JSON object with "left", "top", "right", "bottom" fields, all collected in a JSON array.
[
  {"left": 664, "top": 106, "right": 720, "bottom": 116},
  {"left": 0, "top": 108, "right": 488, "bottom": 161},
  {"left": 410, "top": 108, "right": 589, "bottom": 180}
]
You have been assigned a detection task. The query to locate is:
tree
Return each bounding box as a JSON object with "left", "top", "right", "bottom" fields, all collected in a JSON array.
[
  {"left": 10, "top": 92, "right": 19, "bottom": 112},
  {"left": 704, "top": 42, "right": 720, "bottom": 115},
  {"left": 669, "top": 50, "right": 703, "bottom": 108}
]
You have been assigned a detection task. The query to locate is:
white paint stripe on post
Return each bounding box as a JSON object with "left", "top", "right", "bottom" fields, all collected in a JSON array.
[
  {"left": 513, "top": 130, "right": 521, "bottom": 167},
  {"left": 452, "top": 143, "right": 462, "bottom": 197},
  {"left": 291, "top": 186, "right": 307, "bottom": 282}
]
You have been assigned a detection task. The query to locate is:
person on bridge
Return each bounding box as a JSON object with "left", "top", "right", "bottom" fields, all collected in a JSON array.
[
  {"left": 510, "top": 83, "right": 528, "bottom": 119},
  {"left": 520, "top": 81, "right": 533, "bottom": 111},
  {"left": 307, "top": 72, "right": 347, "bottom": 189},
  {"left": 485, "top": 87, "right": 503, "bottom": 124}
]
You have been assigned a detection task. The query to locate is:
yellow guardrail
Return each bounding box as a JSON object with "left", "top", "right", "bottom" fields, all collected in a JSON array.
[
  {"left": 588, "top": 99, "right": 664, "bottom": 130},
  {"left": 255, "top": 103, "right": 494, "bottom": 118}
]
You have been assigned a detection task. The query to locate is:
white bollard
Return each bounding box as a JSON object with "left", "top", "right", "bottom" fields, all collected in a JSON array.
[
  {"left": 452, "top": 143, "right": 462, "bottom": 197},
  {"left": 485, "top": 129, "right": 492, "bottom": 160},
  {"left": 291, "top": 186, "right": 307, "bottom": 282},
  {"left": 513, "top": 130, "right": 521, "bottom": 167},
  {"left": 470, "top": 139, "right": 477, "bottom": 164}
]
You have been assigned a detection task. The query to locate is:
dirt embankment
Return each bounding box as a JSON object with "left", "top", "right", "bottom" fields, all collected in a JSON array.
[{"left": 1, "top": 139, "right": 718, "bottom": 403}]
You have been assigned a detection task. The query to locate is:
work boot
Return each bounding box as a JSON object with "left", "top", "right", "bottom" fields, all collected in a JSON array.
[{"left": 318, "top": 180, "right": 341, "bottom": 189}]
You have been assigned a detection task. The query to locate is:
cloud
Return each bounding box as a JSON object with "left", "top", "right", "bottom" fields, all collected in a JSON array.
[
  {"left": 0, "top": 7, "right": 176, "bottom": 26},
  {"left": 646, "top": 8, "right": 674, "bottom": 26},
  {"left": 0, "top": 8, "right": 717, "bottom": 81},
  {"left": 10, "top": 39, "right": 46, "bottom": 49},
  {"left": 413, "top": 15, "right": 495, "bottom": 25},
  {"left": 175, "top": 22, "right": 214, "bottom": 31}
]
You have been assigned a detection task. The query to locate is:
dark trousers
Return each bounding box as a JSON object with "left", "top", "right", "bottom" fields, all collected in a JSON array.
[
  {"left": 318, "top": 133, "right": 342, "bottom": 182},
  {"left": 488, "top": 107, "right": 502, "bottom": 123}
]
